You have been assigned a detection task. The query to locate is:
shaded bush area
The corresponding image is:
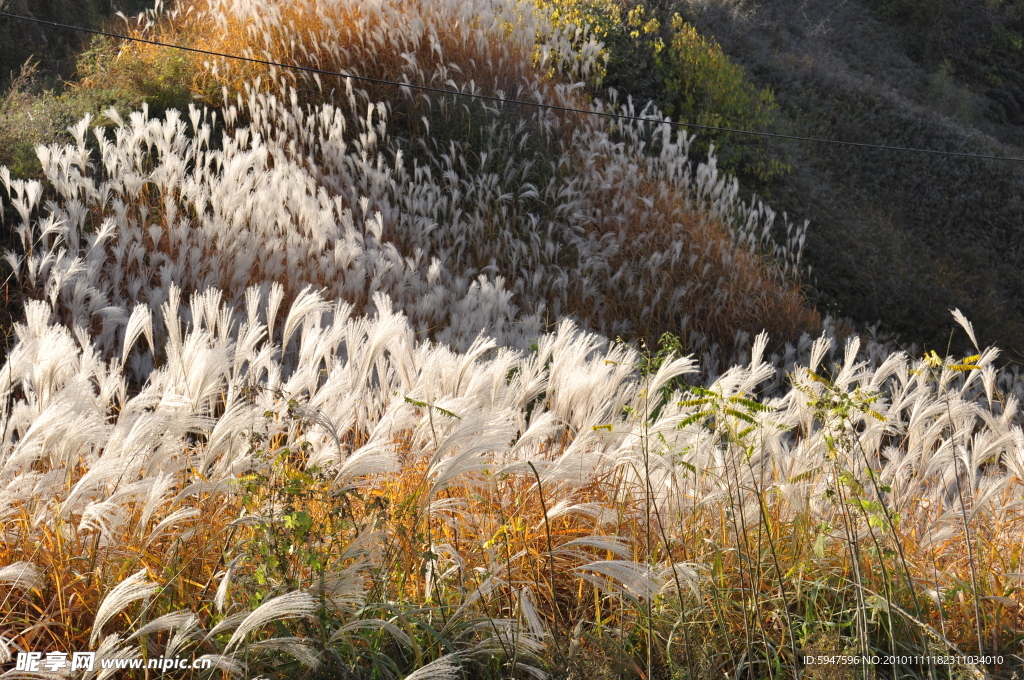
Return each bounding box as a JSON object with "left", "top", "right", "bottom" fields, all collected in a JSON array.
[
  {"left": 0, "top": 0, "right": 153, "bottom": 89},
  {"left": 0, "top": 1, "right": 192, "bottom": 181},
  {"left": 870, "top": 0, "right": 1024, "bottom": 135},
  {"left": 773, "top": 77, "right": 1024, "bottom": 349},
  {"left": 662, "top": 0, "right": 1024, "bottom": 353}
]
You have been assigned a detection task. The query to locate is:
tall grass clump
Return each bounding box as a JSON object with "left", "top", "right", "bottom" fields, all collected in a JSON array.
[
  {"left": 61, "top": 0, "right": 815, "bottom": 356},
  {"left": 0, "top": 286, "right": 1022, "bottom": 678}
]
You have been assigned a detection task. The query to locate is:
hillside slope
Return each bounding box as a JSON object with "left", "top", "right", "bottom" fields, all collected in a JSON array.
[
  {"left": 668, "top": 0, "right": 1024, "bottom": 352},
  {"left": 1, "top": 0, "right": 818, "bottom": 365}
]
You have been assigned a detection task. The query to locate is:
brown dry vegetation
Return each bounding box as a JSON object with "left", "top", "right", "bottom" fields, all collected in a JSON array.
[
  {"left": 65, "top": 0, "right": 818, "bottom": 356},
  {"left": 4, "top": 368, "right": 1020, "bottom": 677},
  {"left": 593, "top": 176, "right": 818, "bottom": 346}
]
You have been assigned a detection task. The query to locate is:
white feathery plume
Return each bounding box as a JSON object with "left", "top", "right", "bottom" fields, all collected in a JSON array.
[
  {"left": 516, "top": 587, "right": 549, "bottom": 640},
  {"left": 643, "top": 352, "right": 698, "bottom": 400},
  {"left": 750, "top": 331, "right": 769, "bottom": 369},
  {"left": 438, "top": 574, "right": 504, "bottom": 640},
  {"left": 223, "top": 591, "right": 317, "bottom": 652},
  {"left": 266, "top": 282, "right": 286, "bottom": 343},
  {"left": 215, "top": 556, "right": 244, "bottom": 614},
  {"left": 91, "top": 570, "right": 160, "bottom": 646},
  {"left": 129, "top": 611, "right": 199, "bottom": 640},
  {"left": 951, "top": 308, "right": 979, "bottom": 349},
  {"left": 143, "top": 506, "right": 201, "bottom": 546},
  {"left": 402, "top": 654, "right": 462, "bottom": 680},
  {"left": 244, "top": 285, "right": 263, "bottom": 329},
  {"left": 542, "top": 501, "right": 615, "bottom": 525},
  {"left": 281, "top": 286, "right": 329, "bottom": 351},
  {"left": 89, "top": 633, "right": 141, "bottom": 680},
  {"left": 513, "top": 663, "right": 549, "bottom": 680},
  {"left": 339, "top": 531, "right": 385, "bottom": 563},
  {"left": 166, "top": 615, "right": 205, "bottom": 658},
  {"left": 555, "top": 535, "right": 633, "bottom": 560},
  {"left": 808, "top": 334, "right": 832, "bottom": 374},
  {"left": 204, "top": 611, "right": 249, "bottom": 643},
  {"left": 657, "top": 562, "right": 703, "bottom": 598},
  {"left": 134, "top": 472, "right": 177, "bottom": 538},
  {"left": 465, "top": 625, "right": 542, "bottom": 657},
  {"left": 510, "top": 410, "right": 560, "bottom": 457},
  {"left": 121, "top": 304, "right": 154, "bottom": 365},
  {"left": 249, "top": 637, "right": 322, "bottom": 669},
  {"left": 0, "top": 561, "right": 42, "bottom": 591},
  {"left": 79, "top": 499, "right": 129, "bottom": 543},
  {"left": 192, "top": 654, "right": 244, "bottom": 677},
  {"left": 312, "top": 562, "right": 371, "bottom": 613},
  {"left": 334, "top": 439, "right": 400, "bottom": 485},
  {"left": 574, "top": 560, "right": 663, "bottom": 601},
  {"left": 426, "top": 412, "right": 518, "bottom": 496}
]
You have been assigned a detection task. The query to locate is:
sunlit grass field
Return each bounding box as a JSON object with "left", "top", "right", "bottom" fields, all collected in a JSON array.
[{"left": 1, "top": 1, "right": 1022, "bottom": 678}]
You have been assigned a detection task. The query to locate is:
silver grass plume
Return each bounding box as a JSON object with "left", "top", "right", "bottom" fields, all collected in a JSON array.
[
  {"left": 215, "top": 556, "right": 244, "bottom": 614},
  {"left": 223, "top": 591, "right": 317, "bottom": 652},
  {"left": 90, "top": 571, "right": 159, "bottom": 646},
  {"left": 0, "top": 562, "right": 41, "bottom": 592},
  {"left": 402, "top": 654, "right": 462, "bottom": 680}
]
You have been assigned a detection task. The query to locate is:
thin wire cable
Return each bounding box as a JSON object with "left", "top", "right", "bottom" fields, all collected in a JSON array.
[{"left": 2, "top": 9, "right": 1024, "bottom": 163}]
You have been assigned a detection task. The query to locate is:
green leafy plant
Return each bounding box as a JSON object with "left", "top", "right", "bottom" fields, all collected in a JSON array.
[{"left": 654, "top": 13, "right": 788, "bottom": 183}]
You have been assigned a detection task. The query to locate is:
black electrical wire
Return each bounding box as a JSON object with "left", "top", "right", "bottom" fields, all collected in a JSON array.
[{"left": 2, "top": 9, "right": 1024, "bottom": 163}]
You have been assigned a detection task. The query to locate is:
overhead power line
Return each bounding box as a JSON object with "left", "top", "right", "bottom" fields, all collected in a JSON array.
[{"left": 2, "top": 10, "right": 1024, "bottom": 163}]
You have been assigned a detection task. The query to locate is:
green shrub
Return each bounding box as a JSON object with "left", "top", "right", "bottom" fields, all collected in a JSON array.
[
  {"left": 654, "top": 13, "right": 788, "bottom": 183},
  {"left": 0, "top": 65, "right": 50, "bottom": 180},
  {"left": 542, "top": 1, "right": 789, "bottom": 184},
  {"left": 74, "top": 34, "right": 195, "bottom": 114}
]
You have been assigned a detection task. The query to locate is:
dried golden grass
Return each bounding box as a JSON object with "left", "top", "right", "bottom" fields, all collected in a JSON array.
[
  {"left": 1, "top": 483, "right": 240, "bottom": 655},
  {"left": 1, "top": 366, "right": 1019, "bottom": 675},
  {"left": 110, "top": 0, "right": 539, "bottom": 108},
  {"left": 573, "top": 169, "right": 820, "bottom": 349}
]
